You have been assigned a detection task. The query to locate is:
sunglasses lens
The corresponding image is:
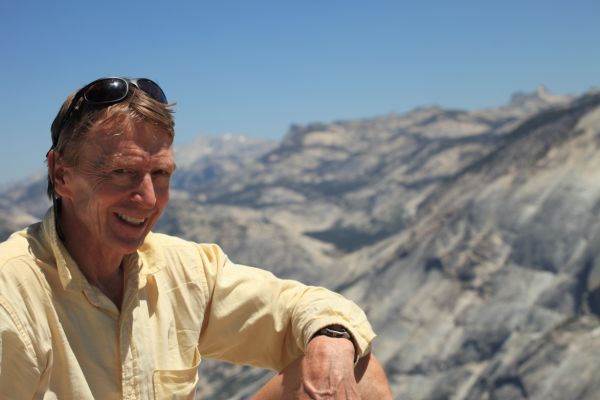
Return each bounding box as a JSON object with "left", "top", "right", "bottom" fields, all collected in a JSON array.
[
  {"left": 84, "top": 78, "right": 128, "bottom": 104},
  {"left": 135, "top": 78, "right": 168, "bottom": 104}
]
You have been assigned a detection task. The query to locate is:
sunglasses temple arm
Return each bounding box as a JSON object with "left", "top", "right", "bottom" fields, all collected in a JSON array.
[
  {"left": 50, "top": 154, "right": 65, "bottom": 242},
  {"left": 51, "top": 87, "right": 87, "bottom": 149}
]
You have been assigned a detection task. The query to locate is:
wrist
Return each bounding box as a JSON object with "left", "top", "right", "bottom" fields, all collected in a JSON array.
[
  {"left": 311, "top": 324, "right": 358, "bottom": 362},
  {"left": 307, "top": 334, "right": 356, "bottom": 364}
]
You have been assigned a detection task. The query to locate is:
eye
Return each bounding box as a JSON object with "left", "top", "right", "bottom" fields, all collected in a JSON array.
[
  {"left": 113, "top": 169, "right": 132, "bottom": 175},
  {"left": 152, "top": 169, "right": 172, "bottom": 177}
]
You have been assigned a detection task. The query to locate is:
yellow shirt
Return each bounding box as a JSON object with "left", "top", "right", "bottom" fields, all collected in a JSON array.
[{"left": 0, "top": 209, "right": 375, "bottom": 399}]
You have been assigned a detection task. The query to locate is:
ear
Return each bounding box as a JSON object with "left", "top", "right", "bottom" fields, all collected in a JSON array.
[{"left": 47, "top": 150, "right": 73, "bottom": 199}]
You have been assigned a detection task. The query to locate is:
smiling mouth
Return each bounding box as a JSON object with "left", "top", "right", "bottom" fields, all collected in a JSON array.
[{"left": 116, "top": 213, "right": 147, "bottom": 226}]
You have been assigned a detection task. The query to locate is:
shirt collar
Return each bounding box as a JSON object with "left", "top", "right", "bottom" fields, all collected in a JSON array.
[{"left": 40, "top": 207, "right": 166, "bottom": 290}]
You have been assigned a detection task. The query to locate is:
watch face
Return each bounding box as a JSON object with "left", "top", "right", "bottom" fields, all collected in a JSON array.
[{"left": 321, "top": 326, "right": 351, "bottom": 339}]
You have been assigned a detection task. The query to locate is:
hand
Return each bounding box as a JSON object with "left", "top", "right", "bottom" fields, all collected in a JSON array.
[
  {"left": 251, "top": 339, "right": 393, "bottom": 400},
  {"left": 298, "top": 335, "right": 360, "bottom": 399}
]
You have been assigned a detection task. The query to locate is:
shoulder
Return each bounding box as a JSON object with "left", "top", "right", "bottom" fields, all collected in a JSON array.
[
  {"left": 140, "top": 233, "right": 231, "bottom": 292},
  {"left": 143, "top": 232, "right": 229, "bottom": 266},
  {"left": 0, "top": 223, "right": 48, "bottom": 286},
  {"left": 0, "top": 226, "right": 37, "bottom": 265}
]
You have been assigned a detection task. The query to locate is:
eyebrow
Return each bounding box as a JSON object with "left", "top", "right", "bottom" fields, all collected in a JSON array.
[
  {"left": 103, "top": 156, "right": 176, "bottom": 172},
  {"left": 159, "top": 160, "right": 177, "bottom": 173}
]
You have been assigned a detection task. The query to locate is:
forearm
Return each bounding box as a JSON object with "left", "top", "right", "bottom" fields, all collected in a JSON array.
[{"left": 199, "top": 250, "right": 376, "bottom": 369}]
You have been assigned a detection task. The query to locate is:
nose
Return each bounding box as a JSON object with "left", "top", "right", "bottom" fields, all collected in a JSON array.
[{"left": 131, "top": 173, "right": 157, "bottom": 208}]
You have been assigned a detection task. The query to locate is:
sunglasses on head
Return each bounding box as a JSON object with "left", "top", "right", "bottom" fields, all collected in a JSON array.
[{"left": 51, "top": 77, "right": 168, "bottom": 148}]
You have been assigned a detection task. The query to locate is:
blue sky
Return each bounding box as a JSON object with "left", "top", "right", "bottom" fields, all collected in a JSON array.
[{"left": 1, "top": 0, "right": 599, "bottom": 185}]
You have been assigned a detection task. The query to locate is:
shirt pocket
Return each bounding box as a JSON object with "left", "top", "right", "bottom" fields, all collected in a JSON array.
[{"left": 152, "top": 347, "right": 201, "bottom": 400}]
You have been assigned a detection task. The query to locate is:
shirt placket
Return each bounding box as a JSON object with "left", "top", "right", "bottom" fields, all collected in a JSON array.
[
  {"left": 119, "top": 262, "right": 142, "bottom": 400},
  {"left": 119, "top": 314, "right": 139, "bottom": 400},
  {"left": 81, "top": 264, "right": 142, "bottom": 399}
]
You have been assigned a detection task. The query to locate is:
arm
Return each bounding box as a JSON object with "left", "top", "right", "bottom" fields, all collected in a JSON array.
[
  {"left": 0, "top": 298, "right": 41, "bottom": 399},
  {"left": 196, "top": 244, "right": 376, "bottom": 371}
]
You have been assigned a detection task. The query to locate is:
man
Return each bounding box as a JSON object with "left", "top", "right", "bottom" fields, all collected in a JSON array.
[{"left": 0, "top": 77, "right": 392, "bottom": 399}]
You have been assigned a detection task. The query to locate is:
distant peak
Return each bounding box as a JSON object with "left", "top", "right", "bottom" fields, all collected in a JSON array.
[
  {"left": 537, "top": 84, "right": 549, "bottom": 94},
  {"left": 509, "top": 85, "right": 572, "bottom": 107}
]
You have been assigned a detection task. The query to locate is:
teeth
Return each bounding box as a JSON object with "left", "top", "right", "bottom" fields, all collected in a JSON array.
[{"left": 117, "top": 213, "right": 146, "bottom": 226}]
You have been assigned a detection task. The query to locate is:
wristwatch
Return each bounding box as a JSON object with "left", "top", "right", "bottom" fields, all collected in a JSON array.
[{"left": 312, "top": 325, "right": 359, "bottom": 363}]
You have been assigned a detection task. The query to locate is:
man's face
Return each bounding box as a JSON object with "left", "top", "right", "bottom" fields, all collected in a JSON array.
[{"left": 57, "top": 118, "right": 175, "bottom": 256}]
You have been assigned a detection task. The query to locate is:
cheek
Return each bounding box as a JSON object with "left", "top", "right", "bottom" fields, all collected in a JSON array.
[
  {"left": 68, "top": 181, "right": 97, "bottom": 208},
  {"left": 75, "top": 195, "right": 107, "bottom": 217},
  {"left": 154, "top": 179, "right": 171, "bottom": 202},
  {"left": 156, "top": 187, "right": 170, "bottom": 209},
  {"left": 68, "top": 168, "right": 118, "bottom": 205},
  {"left": 76, "top": 184, "right": 127, "bottom": 214}
]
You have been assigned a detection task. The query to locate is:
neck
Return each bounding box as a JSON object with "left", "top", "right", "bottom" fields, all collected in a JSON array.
[{"left": 57, "top": 211, "right": 126, "bottom": 310}]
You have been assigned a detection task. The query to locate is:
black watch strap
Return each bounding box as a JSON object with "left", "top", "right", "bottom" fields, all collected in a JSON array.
[{"left": 314, "top": 325, "right": 352, "bottom": 340}]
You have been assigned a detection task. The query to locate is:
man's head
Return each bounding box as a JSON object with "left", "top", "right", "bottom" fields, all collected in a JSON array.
[
  {"left": 47, "top": 77, "right": 175, "bottom": 198},
  {"left": 46, "top": 77, "right": 176, "bottom": 254}
]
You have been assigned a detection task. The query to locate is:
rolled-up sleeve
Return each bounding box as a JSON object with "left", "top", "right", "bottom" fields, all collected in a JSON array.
[{"left": 196, "top": 244, "right": 376, "bottom": 371}]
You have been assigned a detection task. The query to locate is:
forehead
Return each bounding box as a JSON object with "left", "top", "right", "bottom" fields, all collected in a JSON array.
[{"left": 80, "top": 119, "right": 173, "bottom": 163}]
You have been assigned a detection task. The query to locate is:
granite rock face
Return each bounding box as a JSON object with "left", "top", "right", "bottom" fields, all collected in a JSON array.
[
  {"left": 4, "top": 88, "right": 600, "bottom": 399},
  {"left": 346, "top": 93, "right": 600, "bottom": 399}
]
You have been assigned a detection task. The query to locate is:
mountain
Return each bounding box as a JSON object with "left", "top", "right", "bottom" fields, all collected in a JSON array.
[
  {"left": 0, "top": 170, "right": 49, "bottom": 240},
  {"left": 344, "top": 92, "right": 600, "bottom": 399},
  {"left": 5, "top": 87, "right": 600, "bottom": 399}
]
